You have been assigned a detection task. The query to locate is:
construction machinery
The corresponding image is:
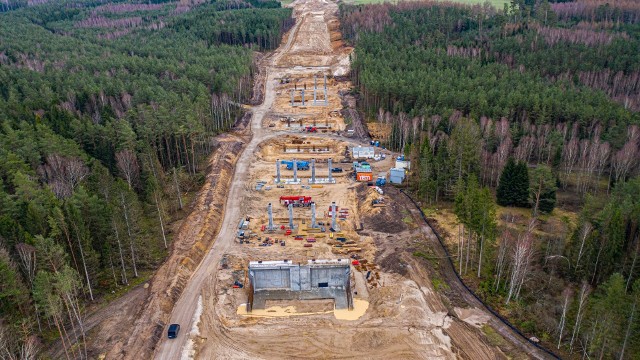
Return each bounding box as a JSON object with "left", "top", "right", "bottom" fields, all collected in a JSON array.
[
  {"left": 279, "top": 195, "right": 313, "bottom": 207},
  {"left": 281, "top": 160, "right": 310, "bottom": 170}
]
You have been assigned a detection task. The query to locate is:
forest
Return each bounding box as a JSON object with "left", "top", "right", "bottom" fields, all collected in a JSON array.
[
  {"left": 341, "top": 0, "right": 640, "bottom": 358},
  {"left": 0, "top": 0, "right": 291, "bottom": 357}
]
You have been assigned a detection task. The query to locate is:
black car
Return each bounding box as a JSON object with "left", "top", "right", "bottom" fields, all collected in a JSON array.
[
  {"left": 167, "top": 324, "right": 180, "bottom": 339},
  {"left": 331, "top": 167, "right": 343, "bottom": 173}
]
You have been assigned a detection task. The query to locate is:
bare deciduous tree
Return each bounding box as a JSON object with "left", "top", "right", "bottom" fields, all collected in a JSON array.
[
  {"left": 39, "top": 154, "right": 89, "bottom": 198},
  {"left": 611, "top": 140, "right": 638, "bottom": 184},
  {"left": 495, "top": 229, "right": 513, "bottom": 292},
  {"left": 557, "top": 290, "right": 571, "bottom": 349},
  {"left": 574, "top": 222, "right": 592, "bottom": 272},
  {"left": 506, "top": 220, "right": 536, "bottom": 304},
  {"left": 561, "top": 137, "right": 579, "bottom": 187},
  {"left": 570, "top": 282, "right": 591, "bottom": 353},
  {"left": 115, "top": 149, "right": 140, "bottom": 190}
]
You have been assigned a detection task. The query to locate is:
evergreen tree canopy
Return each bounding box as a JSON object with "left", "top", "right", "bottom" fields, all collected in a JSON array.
[{"left": 496, "top": 158, "right": 530, "bottom": 207}]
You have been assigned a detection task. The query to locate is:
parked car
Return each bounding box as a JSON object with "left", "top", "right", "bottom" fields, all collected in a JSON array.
[
  {"left": 167, "top": 324, "right": 180, "bottom": 339},
  {"left": 331, "top": 167, "right": 343, "bottom": 173}
]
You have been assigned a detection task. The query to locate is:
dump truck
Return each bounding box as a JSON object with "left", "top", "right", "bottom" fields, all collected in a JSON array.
[{"left": 280, "top": 195, "right": 312, "bottom": 207}]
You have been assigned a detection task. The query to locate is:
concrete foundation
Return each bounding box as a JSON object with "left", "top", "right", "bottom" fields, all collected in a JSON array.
[
  {"left": 248, "top": 259, "right": 352, "bottom": 311},
  {"left": 307, "top": 178, "right": 337, "bottom": 184}
]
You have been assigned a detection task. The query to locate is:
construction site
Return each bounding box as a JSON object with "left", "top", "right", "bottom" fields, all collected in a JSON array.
[{"left": 81, "top": 0, "right": 551, "bottom": 359}]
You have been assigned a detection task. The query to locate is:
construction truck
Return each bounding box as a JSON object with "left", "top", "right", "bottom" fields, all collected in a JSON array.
[
  {"left": 281, "top": 160, "right": 310, "bottom": 170},
  {"left": 279, "top": 195, "right": 312, "bottom": 207}
]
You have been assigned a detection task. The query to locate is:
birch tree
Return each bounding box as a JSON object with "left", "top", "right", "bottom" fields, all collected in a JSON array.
[
  {"left": 506, "top": 220, "right": 536, "bottom": 304},
  {"left": 569, "top": 282, "right": 590, "bottom": 353}
]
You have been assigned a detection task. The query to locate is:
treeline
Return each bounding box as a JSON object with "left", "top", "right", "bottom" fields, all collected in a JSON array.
[
  {"left": 172, "top": 6, "right": 295, "bottom": 50},
  {"left": 0, "top": 0, "right": 290, "bottom": 357},
  {"left": 342, "top": 1, "right": 640, "bottom": 357}
]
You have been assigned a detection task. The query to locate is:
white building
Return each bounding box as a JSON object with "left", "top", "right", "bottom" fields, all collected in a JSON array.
[
  {"left": 395, "top": 159, "right": 411, "bottom": 170},
  {"left": 352, "top": 146, "right": 375, "bottom": 159}
]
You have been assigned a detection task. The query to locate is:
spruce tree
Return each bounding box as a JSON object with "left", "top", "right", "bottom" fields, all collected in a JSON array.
[{"left": 496, "top": 158, "right": 529, "bottom": 207}]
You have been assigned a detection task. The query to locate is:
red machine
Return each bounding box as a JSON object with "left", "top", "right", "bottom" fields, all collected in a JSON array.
[{"left": 279, "top": 196, "right": 312, "bottom": 207}]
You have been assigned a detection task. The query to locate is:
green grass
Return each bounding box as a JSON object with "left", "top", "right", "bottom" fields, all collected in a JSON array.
[{"left": 481, "top": 324, "right": 509, "bottom": 347}]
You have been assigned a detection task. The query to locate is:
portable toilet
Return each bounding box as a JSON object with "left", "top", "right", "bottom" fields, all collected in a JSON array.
[{"left": 389, "top": 168, "right": 405, "bottom": 184}]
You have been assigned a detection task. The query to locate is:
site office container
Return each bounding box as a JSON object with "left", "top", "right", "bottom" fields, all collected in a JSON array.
[{"left": 356, "top": 172, "right": 373, "bottom": 182}]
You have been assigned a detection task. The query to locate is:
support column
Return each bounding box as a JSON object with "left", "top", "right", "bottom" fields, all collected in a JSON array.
[
  {"left": 276, "top": 159, "right": 281, "bottom": 183},
  {"left": 311, "top": 158, "right": 316, "bottom": 183},
  {"left": 288, "top": 203, "right": 294, "bottom": 229},
  {"left": 328, "top": 158, "right": 333, "bottom": 183},
  {"left": 290, "top": 89, "right": 294, "bottom": 107},
  {"left": 311, "top": 202, "right": 317, "bottom": 228},
  {"left": 313, "top": 75, "right": 317, "bottom": 105},
  {"left": 331, "top": 202, "right": 337, "bottom": 231},
  {"left": 293, "top": 159, "right": 298, "bottom": 183},
  {"left": 268, "top": 203, "right": 274, "bottom": 230},
  {"left": 301, "top": 89, "right": 305, "bottom": 106},
  {"left": 324, "top": 74, "right": 328, "bottom": 105}
]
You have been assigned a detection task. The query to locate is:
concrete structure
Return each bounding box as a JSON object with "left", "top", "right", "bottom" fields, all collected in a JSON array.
[
  {"left": 390, "top": 167, "right": 406, "bottom": 184},
  {"left": 247, "top": 259, "right": 352, "bottom": 311},
  {"left": 352, "top": 146, "right": 375, "bottom": 159},
  {"left": 293, "top": 158, "right": 298, "bottom": 183},
  {"left": 311, "top": 202, "right": 317, "bottom": 228},
  {"left": 267, "top": 203, "right": 275, "bottom": 231},
  {"left": 288, "top": 203, "right": 294, "bottom": 229},
  {"left": 276, "top": 159, "right": 281, "bottom": 183},
  {"left": 308, "top": 158, "right": 336, "bottom": 184},
  {"left": 331, "top": 202, "right": 337, "bottom": 230},
  {"left": 395, "top": 159, "right": 411, "bottom": 170}
]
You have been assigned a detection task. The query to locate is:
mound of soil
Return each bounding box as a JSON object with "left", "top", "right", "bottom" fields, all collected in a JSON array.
[{"left": 357, "top": 184, "right": 407, "bottom": 234}]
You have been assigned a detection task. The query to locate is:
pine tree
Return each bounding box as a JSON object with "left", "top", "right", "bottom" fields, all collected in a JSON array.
[{"left": 496, "top": 158, "right": 529, "bottom": 207}]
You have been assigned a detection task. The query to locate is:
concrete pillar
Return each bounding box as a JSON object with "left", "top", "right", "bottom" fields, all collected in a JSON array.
[
  {"left": 313, "top": 75, "right": 317, "bottom": 105},
  {"left": 268, "top": 203, "right": 274, "bottom": 230},
  {"left": 290, "top": 89, "right": 294, "bottom": 107},
  {"left": 301, "top": 90, "right": 305, "bottom": 106},
  {"left": 331, "top": 202, "right": 337, "bottom": 230},
  {"left": 311, "top": 202, "right": 317, "bottom": 228},
  {"left": 288, "top": 203, "right": 294, "bottom": 229},
  {"left": 324, "top": 75, "right": 328, "bottom": 104},
  {"left": 311, "top": 158, "right": 316, "bottom": 183},
  {"left": 293, "top": 159, "right": 298, "bottom": 182},
  {"left": 276, "top": 159, "right": 281, "bottom": 183},
  {"left": 328, "top": 158, "right": 333, "bottom": 182}
]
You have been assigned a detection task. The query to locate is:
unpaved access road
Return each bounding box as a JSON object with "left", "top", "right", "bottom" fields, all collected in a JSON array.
[
  {"left": 154, "top": 3, "right": 310, "bottom": 359},
  {"left": 152, "top": 0, "right": 546, "bottom": 359}
]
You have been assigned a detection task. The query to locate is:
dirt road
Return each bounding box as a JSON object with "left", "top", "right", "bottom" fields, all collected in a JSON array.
[
  {"left": 151, "top": 0, "right": 538, "bottom": 359},
  {"left": 154, "top": 3, "right": 313, "bottom": 358}
]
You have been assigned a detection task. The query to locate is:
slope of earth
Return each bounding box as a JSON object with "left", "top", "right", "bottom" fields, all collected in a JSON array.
[{"left": 184, "top": 0, "right": 519, "bottom": 359}]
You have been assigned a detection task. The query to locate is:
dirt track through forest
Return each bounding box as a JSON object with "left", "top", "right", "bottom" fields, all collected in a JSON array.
[{"left": 78, "top": 1, "right": 551, "bottom": 359}]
